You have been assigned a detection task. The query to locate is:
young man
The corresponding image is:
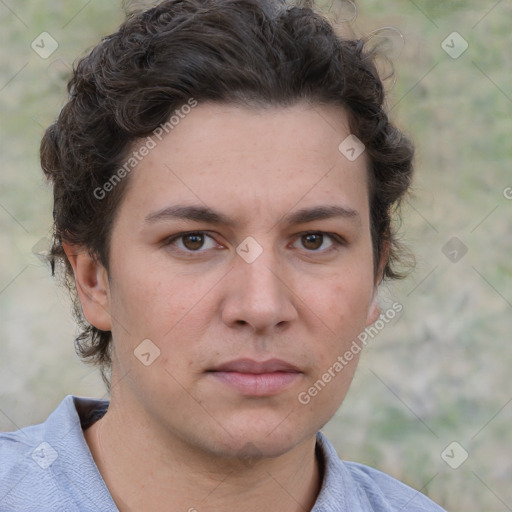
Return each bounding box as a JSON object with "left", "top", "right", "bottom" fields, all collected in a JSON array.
[{"left": 0, "top": 0, "right": 445, "bottom": 510}]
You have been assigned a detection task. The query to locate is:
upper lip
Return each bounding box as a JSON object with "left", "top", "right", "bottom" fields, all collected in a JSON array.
[{"left": 209, "top": 358, "right": 301, "bottom": 374}]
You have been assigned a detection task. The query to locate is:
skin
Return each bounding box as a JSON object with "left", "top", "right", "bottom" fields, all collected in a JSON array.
[{"left": 65, "top": 102, "right": 383, "bottom": 512}]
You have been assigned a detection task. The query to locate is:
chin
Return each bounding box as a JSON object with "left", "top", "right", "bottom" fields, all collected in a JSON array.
[
  {"left": 206, "top": 412, "right": 317, "bottom": 461},
  {"left": 216, "top": 434, "right": 301, "bottom": 462}
]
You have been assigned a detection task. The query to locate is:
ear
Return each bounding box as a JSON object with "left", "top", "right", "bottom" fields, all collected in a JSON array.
[
  {"left": 62, "top": 242, "right": 112, "bottom": 331},
  {"left": 365, "top": 240, "right": 389, "bottom": 326},
  {"left": 365, "top": 288, "right": 380, "bottom": 326}
]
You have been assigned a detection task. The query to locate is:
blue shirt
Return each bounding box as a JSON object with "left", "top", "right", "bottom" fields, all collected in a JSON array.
[{"left": 0, "top": 396, "right": 445, "bottom": 511}]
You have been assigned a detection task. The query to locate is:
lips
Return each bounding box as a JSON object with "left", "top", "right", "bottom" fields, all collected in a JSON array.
[
  {"left": 208, "top": 358, "right": 302, "bottom": 396},
  {"left": 210, "top": 358, "right": 301, "bottom": 374}
]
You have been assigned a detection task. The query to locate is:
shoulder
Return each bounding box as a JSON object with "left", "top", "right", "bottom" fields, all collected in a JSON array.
[
  {"left": 0, "top": 395, "right": 113, "bottom": 512},
  {"left": 0, "top": 422, "right": 41, "bottom": 479},
  {"left": 315, "top": 432, "right": 445, "bottom": 512},
  {"left": 342, "top": 461, "right": 445, "bottom": 511},
  {"left": 0, "top": 411, "right": 64, "bottom": 510}
]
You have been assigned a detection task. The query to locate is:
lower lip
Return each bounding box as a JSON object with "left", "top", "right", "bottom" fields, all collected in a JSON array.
[{"left": 209, "top": 371, "right": 301, "bottom": 396}]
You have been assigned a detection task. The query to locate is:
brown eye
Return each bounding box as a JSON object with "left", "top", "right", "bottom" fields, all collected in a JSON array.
[
  {"left": 292, "top": 232, "right": 339, "bottom": 252},
  {"left": 301, "top": 233, "right": 324, "bottom": 250},
  {"left": 166, "top": 231, "right": 221, "bottom": 254},
  {"left": 182, "top": 233, "right": 205, "bottom": 250}
]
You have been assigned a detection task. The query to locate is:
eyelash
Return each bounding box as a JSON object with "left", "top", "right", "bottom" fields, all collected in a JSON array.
[
  {"left": 163, "top": 230, "right": 345, "bottom": 254},
  {"left": 292, "top": 231, "right": 345, "bottom": 252},
  {"left": 163, "top": 231, "right": 221, "bottom": 253}
]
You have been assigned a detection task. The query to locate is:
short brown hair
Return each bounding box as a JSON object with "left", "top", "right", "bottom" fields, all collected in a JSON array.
[{"left": 41, "top": 0, "right": 414, "bottom": 386}]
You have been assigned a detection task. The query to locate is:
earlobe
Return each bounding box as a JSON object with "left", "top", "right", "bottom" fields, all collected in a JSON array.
[
  {"left": 365, "top": 290, "right": 381, "bottom": 327},
  {"left": 376, "top": 240, "right": 389, "bottom": 287},
  {"left": 365, "top": 242, "right": 387, "bottom": 326},
  {"left": 62, "top": 243, "right": 112, "bottom": 331}
]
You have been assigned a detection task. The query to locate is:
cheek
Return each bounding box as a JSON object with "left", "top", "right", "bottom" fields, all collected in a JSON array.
[
  {"left": 109, "top": 257, "right": 207, "bottom": 334},
  {"left": 108, "top": 260, "right": 224, "bottom": 378},
  {"left": 304, "top": 273, "right": 375, "bottom": 386},
  {"left": 317, "top": 272, "right": 375, "bottom": 331}
]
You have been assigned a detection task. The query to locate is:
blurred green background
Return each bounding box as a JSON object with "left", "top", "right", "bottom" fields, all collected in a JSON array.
[{"left": 0, "top": 1, "right": 511, "bottom": 510}]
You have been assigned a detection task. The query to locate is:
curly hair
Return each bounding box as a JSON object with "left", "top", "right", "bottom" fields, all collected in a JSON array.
[{"left": 40, "top": 0, "right": 414, "bottom": 387}]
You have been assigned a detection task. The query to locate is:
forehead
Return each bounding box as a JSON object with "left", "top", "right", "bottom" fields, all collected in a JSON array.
[{"left": 118, "top": 102, "right": 370, "bottom": 227}]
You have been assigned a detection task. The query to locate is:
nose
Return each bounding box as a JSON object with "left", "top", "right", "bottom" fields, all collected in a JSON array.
[{"left": 220, "top": 246, "right": 298, "bottom": 334}]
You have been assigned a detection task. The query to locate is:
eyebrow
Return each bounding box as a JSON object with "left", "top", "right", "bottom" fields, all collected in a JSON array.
[
  {"left": 145, "top": 205, "right": 233, "bottom": 226},
  {"left": 282, "top": 205, "right": 360, "bottom": 226},
  {"left": 144, "top": 204, "right": 360, "bottom": 227}
]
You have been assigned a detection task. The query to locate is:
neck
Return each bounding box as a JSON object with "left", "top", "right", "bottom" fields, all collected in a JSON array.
[{"left": 84, "top": 398, "right": 322, "bottom": 512}]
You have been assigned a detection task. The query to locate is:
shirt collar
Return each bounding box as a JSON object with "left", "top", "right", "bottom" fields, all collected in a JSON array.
[{"left": 46, "top": 396, "right": 350, "bottom": 511}]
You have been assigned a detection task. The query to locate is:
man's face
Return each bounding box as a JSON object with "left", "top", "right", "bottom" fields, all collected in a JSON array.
[{"left": 103, "top": 102, "right": 380, "bottom": 458}]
